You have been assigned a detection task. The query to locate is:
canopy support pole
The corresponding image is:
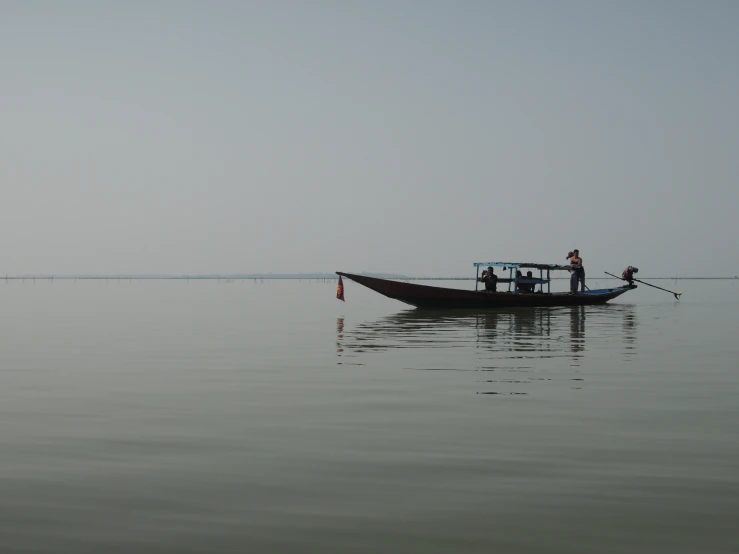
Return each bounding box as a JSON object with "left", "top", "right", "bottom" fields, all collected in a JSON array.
[
  {"left": 540, "top": 269, "right": 543, "bottom": 293},
  {"left": 475, "top": 266, "right": 479, "bottom": 291},
  {"left": 508, "top": 267, "right": 513, "bottom": 292}
]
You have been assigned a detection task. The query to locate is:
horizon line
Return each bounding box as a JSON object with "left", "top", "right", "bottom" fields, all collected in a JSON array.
[{"left": 2, "top": 274, "right": 737, "bottom": 281}]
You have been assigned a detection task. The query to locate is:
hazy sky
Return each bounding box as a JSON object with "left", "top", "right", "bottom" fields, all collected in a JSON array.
[{"left": 2, "top": 1, "right": 737, "bottom": 276}]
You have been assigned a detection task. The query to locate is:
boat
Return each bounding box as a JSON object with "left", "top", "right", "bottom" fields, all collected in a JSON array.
[{"left": 336, "top": 262, "right": 635, "bottom": 309}]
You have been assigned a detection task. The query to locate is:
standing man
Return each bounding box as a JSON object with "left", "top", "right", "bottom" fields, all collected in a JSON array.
[{"left": 569, "top": 249, "right": 585, "bottom": 293}]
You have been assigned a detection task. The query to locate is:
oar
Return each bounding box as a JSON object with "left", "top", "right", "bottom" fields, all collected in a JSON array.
[{"left": 604, "top": 272, "right": 682, "bottom": 300}]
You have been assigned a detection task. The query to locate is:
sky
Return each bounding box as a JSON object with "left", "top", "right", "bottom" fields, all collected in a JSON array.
[{"left": 1, "top": 1, "right": 737, "bottom": 276}]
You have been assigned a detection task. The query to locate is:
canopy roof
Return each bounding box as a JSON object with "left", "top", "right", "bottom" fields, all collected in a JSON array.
[{"left": 473, "top": 262, "right": 576, "bottom": 271}]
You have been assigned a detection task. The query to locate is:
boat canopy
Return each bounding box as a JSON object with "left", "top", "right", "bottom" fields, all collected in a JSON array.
[
  {"left": 473, "top": 262, "right": 575, "bottom": 271},
  {"left": 473, "top": 261, "right": 581, "bottom": 293}
]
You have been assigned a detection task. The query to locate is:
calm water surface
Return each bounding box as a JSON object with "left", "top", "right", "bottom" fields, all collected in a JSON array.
[{"left": 1, "top": 279, "right": 738, "bottom": 553}]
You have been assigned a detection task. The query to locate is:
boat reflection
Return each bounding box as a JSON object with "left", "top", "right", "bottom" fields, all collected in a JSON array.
[
  {"left": 336, "top": 304, "right": 638, "bottom": 394},
  {"left": 336, "top": 317, "right": 344, "bottom": 354},
  {"left": 622, "top": 307, "right": 637, "bottom": 357},
  {"left": 569, "top": 306, "right": 585, "bottom": 361}
]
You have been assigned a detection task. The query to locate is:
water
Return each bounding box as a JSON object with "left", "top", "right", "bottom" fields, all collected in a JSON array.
[{"left": 1, "top": 278, "right": 738, "bottom": 553}]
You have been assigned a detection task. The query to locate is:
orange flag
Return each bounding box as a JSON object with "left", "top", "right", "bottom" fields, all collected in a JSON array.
[{"left": 336, "top": 275, "right": 345, "bottom": 301}]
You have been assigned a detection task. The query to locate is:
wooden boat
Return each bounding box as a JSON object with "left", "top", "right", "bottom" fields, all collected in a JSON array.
[{"left": 337, "top": 262, "right": 635, "bottom": 309}]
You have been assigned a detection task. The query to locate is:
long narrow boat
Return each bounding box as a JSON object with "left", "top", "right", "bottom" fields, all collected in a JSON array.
[{"left": 337, "top": 262, "right": 635, "bottom": 309}]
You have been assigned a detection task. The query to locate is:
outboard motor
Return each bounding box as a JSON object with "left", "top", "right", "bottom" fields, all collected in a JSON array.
[{"left": 622, "top": 266, "right": 639, "bottom": 287}]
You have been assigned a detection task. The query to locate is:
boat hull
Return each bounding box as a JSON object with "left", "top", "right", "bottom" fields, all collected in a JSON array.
[{"left": 337, "top": 272, "right": 633, "bottom": 309}]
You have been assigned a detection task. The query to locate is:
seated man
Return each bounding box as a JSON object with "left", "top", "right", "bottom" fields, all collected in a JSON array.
[
  {"left": 515, "top": 270, "right": 533, "bottom": 293},
  {"left": 516, "top": 270, "right": 535, "bottom": 293},
  {"left": 524, "top": 271, "right": 536, "bottom": 293},
  {"left": 479, "top": 266, "right": 498, "bottom": 292}
]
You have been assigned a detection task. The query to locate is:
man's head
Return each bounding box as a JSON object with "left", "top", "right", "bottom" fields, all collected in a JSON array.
[
  {"left": 632, "top": 267, "right": 638, "bottom": 273},
  {"left": 487, "top": 266, "right": 494, "bottom": 274},
  {"left": 527, "top": 271, "right": 532, "bottom": 277},
  {"left": 574, "top": 249, "right": 579, "bottom": 255}
]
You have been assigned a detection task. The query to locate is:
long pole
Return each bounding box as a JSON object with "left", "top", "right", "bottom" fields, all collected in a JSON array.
[{"left": 604, "top": 272, "right": 682, "bottom": 300}]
